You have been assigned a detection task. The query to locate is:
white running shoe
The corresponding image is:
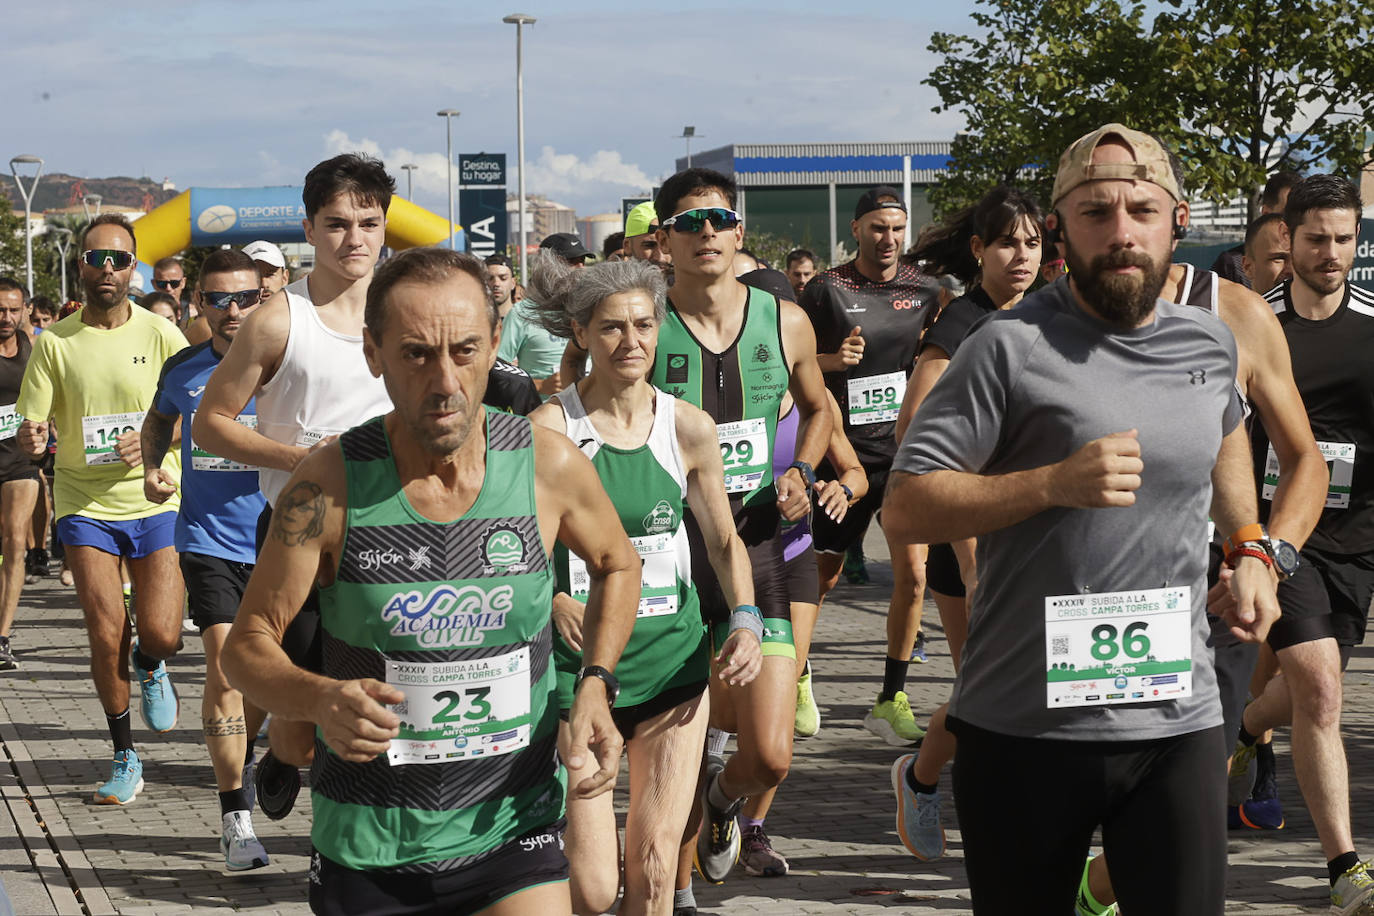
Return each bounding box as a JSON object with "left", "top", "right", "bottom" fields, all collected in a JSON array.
[{"left": 221, "top": 810, "right": 269, "bottom": 871}]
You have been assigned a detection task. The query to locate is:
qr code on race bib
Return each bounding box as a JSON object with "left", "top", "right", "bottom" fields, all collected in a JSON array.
[{"left": 1051, "top": 636, "right": 1070, "bottom": 657}]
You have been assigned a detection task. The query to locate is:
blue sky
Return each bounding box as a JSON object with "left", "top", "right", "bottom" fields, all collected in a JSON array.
[{"left": 9, "top": 1, "right": 983, "bottom": 218}]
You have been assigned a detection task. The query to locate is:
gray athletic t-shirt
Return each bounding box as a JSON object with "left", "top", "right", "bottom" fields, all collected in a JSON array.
[{"left": 895, "top": 278, "right": 1242, "bottom": 741}]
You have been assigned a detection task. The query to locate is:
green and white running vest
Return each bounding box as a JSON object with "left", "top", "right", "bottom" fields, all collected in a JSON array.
[
  {"left": 313, "top": 410, "right": 564, "bottom": 873},
  {"left": 552, "top": 385, "right": 708, "bottom": 709},
  {"left": 650, "top": 284, "right": 790, "bottom": 508}
]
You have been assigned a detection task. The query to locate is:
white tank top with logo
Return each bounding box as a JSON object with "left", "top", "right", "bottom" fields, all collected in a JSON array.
[{"left": 256, "top": 277, "right": 393, "bottom": 506}]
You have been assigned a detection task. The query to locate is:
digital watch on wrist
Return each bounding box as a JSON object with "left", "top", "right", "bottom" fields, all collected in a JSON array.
[
  {"left": 789, "top": 461, "right": 816, "bottom": 488},
  {"left": 574, "top": 665, "right": 620, "bottom": 704},
  {"left": 1261, "top": 533, "right": 1301, "bottom": 581}
]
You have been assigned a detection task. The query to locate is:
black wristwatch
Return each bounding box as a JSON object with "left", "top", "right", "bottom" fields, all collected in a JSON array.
[
  {"left": 788, "top": 460, "right": 817, "bottom": 489},
  {"left": 574, "top": 665, "right": 620, "bottom": 704},
  {"left": 1261, "top": 532, "right": 1301, "bottom": 581}
]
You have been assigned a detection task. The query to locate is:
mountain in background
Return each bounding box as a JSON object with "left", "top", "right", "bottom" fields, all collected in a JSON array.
[{"left": 1, "top": 173, "right": 179, "bottom": 214}]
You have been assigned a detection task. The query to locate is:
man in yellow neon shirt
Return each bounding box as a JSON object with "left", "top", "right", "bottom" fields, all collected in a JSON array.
[{"left": 17, "top": 214, "right": 188, "bottom": 805}]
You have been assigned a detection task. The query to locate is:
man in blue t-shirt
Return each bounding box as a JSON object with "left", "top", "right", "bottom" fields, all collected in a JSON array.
[{"left": 140, "top": 248, "right": 270, "bottom": 872}]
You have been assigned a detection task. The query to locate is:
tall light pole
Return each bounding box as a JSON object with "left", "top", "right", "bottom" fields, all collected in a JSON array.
[
  {"left": 400, "top": 163, "right": 418, "bottom": 200},
  {"left": 437, "top": 110, "right": 461, "bottom": 249},
  {"left": 678, "top": 126, "right": 701, "bottom": 168},
  {"left": 503, "top": 13, "right": 536, "bottom": 281},
  {"left": 50, "top": 226, "right": 72, "bottom": 303},
  {"left": 82, "top": 194, "right": 102, "bottom": 221},
  {"left": 9, "top": 155, "right": 44, "bottom": 296}
]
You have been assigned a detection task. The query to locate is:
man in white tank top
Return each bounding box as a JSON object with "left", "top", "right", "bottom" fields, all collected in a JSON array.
[
  {"left": 190, "top": 153, "right": 395, "bottom": 818},
  {"left": 192, "top": 153, "right": 394, "bottom": 508}
]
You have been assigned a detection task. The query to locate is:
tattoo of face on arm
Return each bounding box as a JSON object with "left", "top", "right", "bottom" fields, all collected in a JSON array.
[{"left": 272, "top": 481, "right": 325, "bottom": 546}]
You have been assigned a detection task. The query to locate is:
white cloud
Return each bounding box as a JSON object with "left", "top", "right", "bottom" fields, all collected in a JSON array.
[{"left": 322, "top": 131, "right": 654, "bottom": 213}]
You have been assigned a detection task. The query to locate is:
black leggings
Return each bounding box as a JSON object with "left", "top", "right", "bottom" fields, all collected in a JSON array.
[{"left": 949, "top": 719, "right": 1226, "bottom": 915}]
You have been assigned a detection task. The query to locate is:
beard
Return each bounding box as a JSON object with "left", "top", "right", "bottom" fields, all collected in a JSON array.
[
  {"left": 83, "top": 275, "right": 130, "bottom": 310},
  {"left": 1065, "top": 243, "right": 1168, "bottom": 328},
  {"left": 1294, "top": 257, "right": 1350, "bottom": 297}
]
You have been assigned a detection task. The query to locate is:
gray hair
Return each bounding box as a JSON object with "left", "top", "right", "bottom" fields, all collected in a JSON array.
[{"left": 524, "top": 249, "right": 667, "bottom": 339}]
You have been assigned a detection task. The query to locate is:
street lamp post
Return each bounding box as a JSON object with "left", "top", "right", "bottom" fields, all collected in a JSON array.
[
  {"left": 437, "top": 110, "right": 461, "bottom": 249},
  {"left": 9, "top": 155, "right": 44, "bottom": 296},
  {"left": 503, "top": 13, "right": 536, "bottom": 281},
  {"left": 400, "top": 163, "right": 418, "bottom": 200},
  {"left": 50, "top": 226, "right": 72, "bottom": 303},
  {"left": 82, "top": 194, "right": 102, "bottom": 221},
  {"left": 678, "top": 127, "right": 701, "bottom": 168}
]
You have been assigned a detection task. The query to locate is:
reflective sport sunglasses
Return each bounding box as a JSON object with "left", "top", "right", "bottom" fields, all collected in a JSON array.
[
  {"left": 153, "top": 278, "right": 184, "bottom": 290},
  {"left": 200, "top": 289, "right": 263, "bottom": 310},
  {"left": 81, "top": 249, "right": 136, "bottom": 270},
  {"left": 661, "top": 207, "right": 742, "bottom": 233}
]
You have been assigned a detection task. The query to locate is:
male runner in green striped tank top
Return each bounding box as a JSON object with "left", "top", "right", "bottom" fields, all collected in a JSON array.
[
  {"left": 223, "top": 248, "right": 642, "bottom": 916},
  {"left": 648, "top": 167, "right": 834, "bottom": 888}
]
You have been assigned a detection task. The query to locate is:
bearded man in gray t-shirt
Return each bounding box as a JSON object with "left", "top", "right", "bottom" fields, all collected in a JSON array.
[{"left": 885, "top": 125, "right": 1280, "bottom": 915}]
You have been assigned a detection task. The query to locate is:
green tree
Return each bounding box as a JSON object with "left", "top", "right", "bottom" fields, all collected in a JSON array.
[
  {"left": 924, "top": 0, "right": 1169, "bottom": 218},
  {"left": 925, "top": 0, "right": 1374, "bottom": 221},
  {"left": 1153, "top": 0, "right": 1374, "bottom": 219},
  {"left": 0, "top": 207, "right": 60, "bottom": 301}
]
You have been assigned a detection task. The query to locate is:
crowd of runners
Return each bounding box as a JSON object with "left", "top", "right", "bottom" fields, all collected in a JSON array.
[{"left": 0, "top": 121, "right": 1371, "bottom": 916}]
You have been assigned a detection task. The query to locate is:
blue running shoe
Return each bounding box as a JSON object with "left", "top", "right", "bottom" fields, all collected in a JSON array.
[
  {"left": 1234, "top": 796, "right": 1285, "bottom": 829},
  {"left": 93, "top": 749, "right": 144, "bottom": 805},
  {"left": 891, "top": 753, "right": 944, "bottom": 860},
  {"left": 131, "top": 640, "right": 178, "bottom": 733},
  {"left": 910, "top": 631, "right": 929, "bottom": 664}
]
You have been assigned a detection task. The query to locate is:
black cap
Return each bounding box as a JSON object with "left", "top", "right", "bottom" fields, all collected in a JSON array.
[
  {"left": 853, "top": 186, "right": 907, "bottom": 220},
  {"left": 539, "top": 232, "right": 594, "bottom": 262}
]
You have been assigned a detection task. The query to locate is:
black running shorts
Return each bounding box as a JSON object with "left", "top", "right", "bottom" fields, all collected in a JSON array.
[
  {"left": 180, "top": 552, "right": 253, "bottom": 631},
  {"left": 811, "top": 463, "right": 887, "bottom": 555},
  {"left": 308, "top": 820, "right": 569, "bottom": 916}
]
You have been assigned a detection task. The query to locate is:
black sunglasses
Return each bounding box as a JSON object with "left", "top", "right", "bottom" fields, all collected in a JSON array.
[
  {"left": 200, "top": 289, "right": 263, "bottom": 310},
  {"left": 661, "top": 207, "right": 742, "bottom": 234},
  {"left": 154, "top": 278, "right": 185, "bottom": 290},
  {"left": 82, "top": 249, "right": 136, "bottom": 270}
]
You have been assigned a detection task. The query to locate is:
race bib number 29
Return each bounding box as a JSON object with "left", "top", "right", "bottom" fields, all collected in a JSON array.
[{"left": 716, "top": 418, "right": 768, "bottom": 495}]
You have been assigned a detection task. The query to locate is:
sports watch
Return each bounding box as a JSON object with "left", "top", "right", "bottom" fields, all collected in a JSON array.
[
  {"left": 1261, "top": 533, "right": 1301, "bottom": 581},
  {"left": 574, "top": 665, "right": 620, "bottom": 705},
  {"left": 788, "top": 460, "right": 817, "bottom": 488}
]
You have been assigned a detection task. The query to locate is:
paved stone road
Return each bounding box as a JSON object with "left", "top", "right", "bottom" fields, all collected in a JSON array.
[{"left": 2, "top": 527, "right": 1370, "bottom": 914}]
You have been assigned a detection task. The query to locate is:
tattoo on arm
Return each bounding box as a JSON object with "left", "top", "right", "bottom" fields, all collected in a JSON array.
[
  {"left": 203, "top": 715, "right": 247, "bottom": 737},
  {"left": 143, "top": 410, "right": 177, "bottom": 467},
  {"left": 272, "top": 481, "right": 325, "bottom": 546}
]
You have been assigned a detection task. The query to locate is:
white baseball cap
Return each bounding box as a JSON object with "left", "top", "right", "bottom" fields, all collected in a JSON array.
[{"left": 241, "top": 240, "right": 286, "bottom": 269}]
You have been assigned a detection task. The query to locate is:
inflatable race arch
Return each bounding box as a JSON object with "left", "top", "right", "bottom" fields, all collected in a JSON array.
[{"left": 133, "top": 186, "right": 463, "bottom": 278}]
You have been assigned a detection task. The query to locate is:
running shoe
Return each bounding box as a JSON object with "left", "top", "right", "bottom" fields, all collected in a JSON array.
[
  {"left": 130, "top": 640, "right": 178, "bottom": 733},
  {"left": 794, "top": 666, "right": 820, "bottom": 738},
  {"left": 864, "top": 691, "right": 925, "bottom": 746},
  {"left": 221, "top": 809, "right": 269, "bottom": 871},
  {"left": 672, "top": 908, "right": 696, "bottom": 916},
  {"left": 694, "top": 760, "right": 742, "bottom": 884},
  {"left": 910, "top": 631, "right": 929, "bottom": 664},
  {"left": 24, "top": 547, "right": 48, "bottom": 585},
  {"left": 890, "top": 753, "right": 944, "bottom": 860},
  {"left": 93, "top": 749, "right": 144, "bottom": 805},
  {"left": 255, "top": 749, "right": 301, "bottom": 821},
  {"left": 1331, "top": 861, "right": 1374, "bottom": 916},
  {"left": 59, "top": 566, "right": 73, "bottom": 587},
  {"left": 1233, "top": 760, "right": 1285, "bottom": 829},
  {"left": 242, "top": 756, "right": 257, "bottom": 813},
  {"left": 1228, "top": 741, "right": 1259, "bottom": 807},
  {"left": 1075, "top": 855, "right": 1117, "bottom": 915},
  {"left": 0, "top": 638, "right": 16, "bottom": 672},
  {"left": 842, "top": 545, "right": 869, "bottom": 585},
  {"left": 739, "top": 824, "right": 789, "bottom": 876}
]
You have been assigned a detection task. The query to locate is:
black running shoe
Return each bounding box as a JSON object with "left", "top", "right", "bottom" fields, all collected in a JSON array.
[{"left": 255, "top": 749, "right": 301, "bottom": 821}]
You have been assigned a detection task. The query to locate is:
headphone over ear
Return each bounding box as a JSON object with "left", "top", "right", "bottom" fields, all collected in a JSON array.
[
  {"left": 1173, "top": 217, "right": 1189, "bottom": 241},
  {"left": 1045, "top": 210, "right": 1063, "bottom": 247}
]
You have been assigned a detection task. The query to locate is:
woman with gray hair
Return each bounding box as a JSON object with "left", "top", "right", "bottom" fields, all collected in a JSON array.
[{"left": 525, "top": 250, "right": 763, "bottom": 916}]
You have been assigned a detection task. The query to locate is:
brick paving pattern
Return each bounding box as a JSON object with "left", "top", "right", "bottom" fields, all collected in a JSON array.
[{"left": 1, "top": 527, "right": 1369, "bottom": 913}]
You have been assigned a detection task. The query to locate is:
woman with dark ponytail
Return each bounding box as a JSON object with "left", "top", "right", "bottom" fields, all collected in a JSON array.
[{"left": 890, "top": 185, "right": 1046, "bottom": 861}]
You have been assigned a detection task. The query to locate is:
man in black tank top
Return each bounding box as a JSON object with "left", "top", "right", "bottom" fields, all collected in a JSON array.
[
  {"left": 0, "top": 279, "right": 39, "bottom": 671},
  {"left": 1231, "top": 175, "right": 1374, "bottom": 909},
  {"left": 800, "top": 187, "right": 939, "bottom": 747}
]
